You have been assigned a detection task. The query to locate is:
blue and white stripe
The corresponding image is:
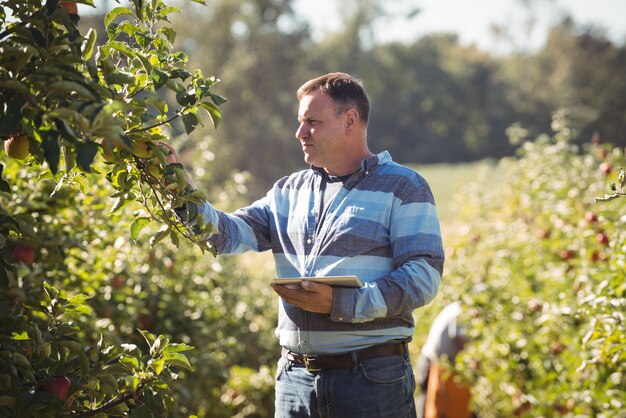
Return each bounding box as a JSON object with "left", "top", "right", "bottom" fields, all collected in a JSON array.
[{"left": 191, "top": 151, "right": 444, "bottom": 354}]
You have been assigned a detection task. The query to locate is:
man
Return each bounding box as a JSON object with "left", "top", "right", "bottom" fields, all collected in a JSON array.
[{"left": 166, "top": 72, "right": 444, "bottom": 417}]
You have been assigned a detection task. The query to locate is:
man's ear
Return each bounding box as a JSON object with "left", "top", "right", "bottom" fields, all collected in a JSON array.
[{"left": 344, "top": 108, "right": 359, "bottom": 135}]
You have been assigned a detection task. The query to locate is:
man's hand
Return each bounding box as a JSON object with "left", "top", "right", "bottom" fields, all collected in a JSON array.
[
  {"left": 157, "top": 141, "right": 197, "bottom": 189},
  {"left": 271, "top": 281, "right": 333, "bottom": 314}
]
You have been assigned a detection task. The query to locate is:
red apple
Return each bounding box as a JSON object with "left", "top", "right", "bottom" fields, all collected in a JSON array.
[
  {"left": 584, "top": 211, "right": 597, "bottom": 224},
  {"left": 10, "top": 244, "right": 35, "bottom": 264},
  {"left": 59, "top": 1, "right": 78, "bottom": 14},
  {"left": 559, "top": 249, "right": 576, "bottom": 260},
  {"left": 528, "top": 299, "right": 543, "bottom": 313},
  {"left": 537, "top": 229, "right": 551, "bottom": 239},
  {"left": 596, "top": 232, "right": 609, "bottom": 245},
  {"left": 111, "top": 275, "right": 124, "bottom": 289},
  {"left": 590, "top": 251, "right": 607, "bottom": 262},
  {"left": 43, "top": 376, "right": 71, "bottom": 401},
  {"left": 138, "top": 315, "right": 154, "bottom": 330},
  {"left": 599, "top": 162, "right": 612, "bottom": 175}
]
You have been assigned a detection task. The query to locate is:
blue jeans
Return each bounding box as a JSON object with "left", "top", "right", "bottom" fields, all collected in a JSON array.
[{"left": 275, "top": 351, "right": 417, "bottom": 418}]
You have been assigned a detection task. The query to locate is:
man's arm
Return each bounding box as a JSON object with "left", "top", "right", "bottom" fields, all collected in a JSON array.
[
  {"left": 160, "top": 142, "right": 273, "bottom": 254},
  {"left": 330, "top": 184, "right": 444, "bottom": 323}
]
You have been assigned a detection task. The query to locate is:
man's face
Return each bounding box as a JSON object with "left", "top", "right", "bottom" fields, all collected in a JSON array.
[{"left": 295, "top": 90, "right": 347, "bottom": 174}]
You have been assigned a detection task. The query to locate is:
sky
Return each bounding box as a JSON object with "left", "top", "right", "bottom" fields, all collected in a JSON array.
[{"left": 293, "top": 0, "right": 626, "bottom": 53}]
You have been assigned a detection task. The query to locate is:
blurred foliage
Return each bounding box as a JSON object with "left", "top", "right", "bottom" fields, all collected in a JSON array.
[
  {"left": 0, "top": 155, "right": 277, "bottom": 416},
  {"left": 428, "top": 113, "right": 626, "bottom": 417}
]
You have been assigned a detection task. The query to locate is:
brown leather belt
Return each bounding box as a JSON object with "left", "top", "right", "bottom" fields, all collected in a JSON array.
[{"left": 281, "top": 342, "right": 407, "bottom": 372}]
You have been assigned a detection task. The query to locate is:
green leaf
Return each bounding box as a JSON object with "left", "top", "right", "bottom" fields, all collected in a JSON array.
[
  {"left": 120, "top": 354, "right": 140, "bottom": 370},
  {"left": 182, "top": 112, "right": 199, "bottom": 134},
  {"left": 150, "top": 358, "right": 165, "bottom": 375},
  {"left": 156, "top": 6, "right": 180, "bottom": 20},
  {"left": 0, "top": 164, "right": 11, "bottom": 194},
  {"left": 12, "top": 353, "right": 31, "bottom": 368},
  {"left": 170, "top": 69, "right": 191, "bottom": 81},
  {"left": 124, "top": 375, "right": 140, "bottom": 391},
  {"left": 105, "top": 7, "right": 133, "bottom": 30},
  {"left": 175, "top": 91, "right": 196, "bottom": 107},
  {"left": 146, "top": 96, "right": 168, "bottom": 114},
  {"left": 76, "top": 141, "right": 100, "bottom": 172},
  {"left": 149, "top": 225, "right": 170, "bottom": 247},
  {"left": 106, "top": 40, "right": 137, "bottom": 60},
  {"left": 165, "top": 79, "right": 186, "bottom": 93},
  {"left": 42, "top": 132, "right": 61, "bottom": 175},
  {"left": 110, "top": 196, "right": 127, "bottom": 213},
  {"left": 138, "top": 329, "right": 157, "bottom": 347},
  {"left": 198, "top": 101, "right": 222, "bottom": 128},
  {"left": 169, "top": 229, "right": 180, "bottom": 247},
  {"left": 162, "top": 343, "right": 194, "bottom": 355},
  {"left": 0, "top": 80, "right": 30, "bottom": 97},
  {"left": 130, "top": 217, "right": 151, "bottom": 241},
  {"left": 130, "top": 404, "right": 152, "bottom": 418},
  {"left": 0, "top": 214, "right": 20, "bottom": 231},
  {"left": 210, "top": 93, "right": 228, "bottom": 106},
  {"left": 82, "top": 27, "right": 97, "bottom": 60},
  {"left": 47, "top": 81, "right": 97, "bottom": 100},
  {"left": 151, "top": 69, "right": 168, "bottom": 90},
  {"left": 11, "top": 332, "right": 30, "bottom": 341},
  {"left": 162, "top": 352, "right": 193, "bottom": 371},
  {"left": 159, "top": 27, "right": 176, "bottom": 45},
  {"left": 78, "top": 350, "right": 90, "bottom": 378}
]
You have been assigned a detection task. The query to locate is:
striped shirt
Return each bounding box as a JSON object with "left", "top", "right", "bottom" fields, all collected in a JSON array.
[{"left": 190, "top": 151, "right": 444, "bottom": 354}]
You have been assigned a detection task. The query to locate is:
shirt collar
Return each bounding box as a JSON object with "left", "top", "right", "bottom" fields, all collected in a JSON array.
[{"left": 311, "top": 150, "right": 391, "bottom": 177}]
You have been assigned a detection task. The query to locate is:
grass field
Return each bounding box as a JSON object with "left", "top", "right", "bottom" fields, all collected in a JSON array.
[{"left": 412, "top": 159, "right": 501, "bottom": 223}]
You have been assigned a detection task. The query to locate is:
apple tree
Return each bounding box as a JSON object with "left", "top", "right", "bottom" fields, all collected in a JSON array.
[
  {"left": 437, "top": 116, "right": 625, "bottom": 417},
  {"left": 0, "top": 0, "right": 243, "bottom": 415}
]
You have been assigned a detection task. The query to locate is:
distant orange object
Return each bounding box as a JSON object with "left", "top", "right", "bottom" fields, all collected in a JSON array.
[
  {"left": 425, "top": 363, "right": 472, "bottom": 418},
  {"left": 60, "top": 1, "right": 78, "bottom": 15}
]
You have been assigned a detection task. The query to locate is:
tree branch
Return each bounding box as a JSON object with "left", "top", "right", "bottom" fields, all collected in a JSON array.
[{"left": 125, "top": 108, "right": 185, "bottom": 134}]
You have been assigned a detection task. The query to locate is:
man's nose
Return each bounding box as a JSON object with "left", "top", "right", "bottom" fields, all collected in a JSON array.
[{"left": 295, "top": 123, "right": 307, "bottom": 140}]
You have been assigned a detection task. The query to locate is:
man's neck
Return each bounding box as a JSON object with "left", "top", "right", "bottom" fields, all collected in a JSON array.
[{"left": 324, "top": 149, "right": 374, "bottom": 177}]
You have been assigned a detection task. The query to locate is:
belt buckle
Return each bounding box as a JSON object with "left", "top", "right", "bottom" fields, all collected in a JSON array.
[{"left": 303, "top": 355, "right": 321, "bottom": 372}]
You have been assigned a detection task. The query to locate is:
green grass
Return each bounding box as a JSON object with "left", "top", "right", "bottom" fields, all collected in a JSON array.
[{"left": 412, "top": 159, "right": 501, "bottom": 223}]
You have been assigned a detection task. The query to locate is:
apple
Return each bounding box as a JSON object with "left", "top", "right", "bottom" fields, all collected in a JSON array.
[
  {"left": 41, "top": 343, "right": 52, "bottom": 358},
  {"left": 559, "top": 249, "right": 576, "bottom": 260},
  {"left": 10, "top": 244, "right": 35, "bottom": 264},
  {"left": 138, "top": 314, "right": 154, "bottom": 330},
  {"left": 60, "top": 1, "right": 78, "bottom": 14},
  {"left": 596, "top": 232, "right": 609, "bottom": 245},
  {"left": 527, "top": 299, "right": 542, "bottom": 313},
  {"left": 101, "top": 138, "right": 120, "bottom": 163},
  {"left": 4, "top": 133, "right": 30, "bottom": 160},
  {"left": 590, "top": 251, "right": 607, "bottom": 262},
  {"left": 145, "top": 161, "right": 163, "bottom": 179},
  {"left": 111, "top": 275, "right": 124, "bottom": 289},
  {"left": 599, "top": 162, "right": 612, "bottom": 175},
  {"left": 132, "top": 141, "right": 151, "bottom": 158},
  {"left": 537, "top": 229, "right": 551, "bottom": 239},
  {"left": 163, "top": 257, "right": 174, "bottom": 270},
  {"left": 550, "top": 341, "right": 566, "bottom": 355},
  {"left": 43, "top": 376, "right": 71, "bottom": 401},
  {"left": 584, "top": 211, "right": 597, "bottom": 224}
]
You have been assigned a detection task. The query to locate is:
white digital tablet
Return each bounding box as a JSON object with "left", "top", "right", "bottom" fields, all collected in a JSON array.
[{"left": 272, "top": 275, "right": 363, "bottom": 288}]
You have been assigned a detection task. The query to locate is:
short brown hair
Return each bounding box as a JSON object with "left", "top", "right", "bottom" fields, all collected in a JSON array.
[{"left": 297, "top": 72, "right": 370, "bottom": 124}]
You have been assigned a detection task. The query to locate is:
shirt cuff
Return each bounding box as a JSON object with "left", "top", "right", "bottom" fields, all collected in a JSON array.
[{"left": 329, "top": 287, "right": 355, "bottom": 322}]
